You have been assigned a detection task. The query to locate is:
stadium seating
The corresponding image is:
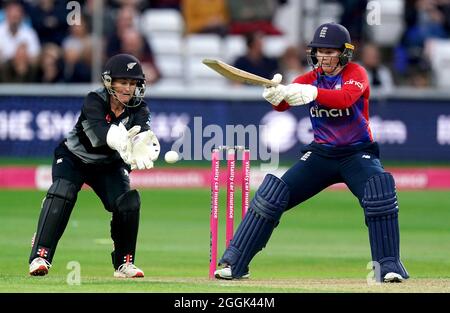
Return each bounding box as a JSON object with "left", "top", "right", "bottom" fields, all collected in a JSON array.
[{"left": 427, "top": 39, "right": 450, "bottom": 88}]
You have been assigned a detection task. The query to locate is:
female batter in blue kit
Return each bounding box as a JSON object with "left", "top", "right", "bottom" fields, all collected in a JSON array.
[{"left": 214, "top": 23, "right": 409, "bottom": 283}]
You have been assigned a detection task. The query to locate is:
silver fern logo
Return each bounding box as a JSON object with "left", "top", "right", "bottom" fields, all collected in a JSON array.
[{"left": 127, "top": 62, "right": 137, "bottom": 71}]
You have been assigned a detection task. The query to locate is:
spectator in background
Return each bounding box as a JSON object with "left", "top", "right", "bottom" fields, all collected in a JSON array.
[
  {"left": 360, "top": 43, "right": 394, "bottom": 92},
  {"left": 27, "top": 0, "right": 68, "bottom": 45},
  {"left": 278, "top": 45, "right": 307, "bottom": 83},
  {"left": 0, "top": 43, "right": 37, "bottom": 83},
  {"left": 36, "top": 43, "right": 64, "bottom": 83},
  {"left": 147, "top": 0, "right": 181, "bottom": 9},
  {"left": 119, "top": 28, "right": 161, "bottom": 85},
  {"left": 62, "top": 15, "right": 93, "bottom": 83},
  {"left": 395, "top": 0, "right": 449, "bottom": 79},
  {"left": 106, "top": 5, "right": 141, "bottom": 57},
  {"left": 0, "top": 1, "right": 41, "bottom": 63},
  {"left": 82, "top": 0, "right": 116, "bottom": 38},
  {"left": 338, "top": 0, "right": 368, "bottom": 45},
  {"left": 438, "top": 0, "right": 450, "bottom": 35},
  {"left": 227, "top": 0, "right": 284, "bottom": 35},
  {"left": 109, "top": 0, "right": 149, "bottom": 10},
  {"left": 233, "top": 31, "right": 279, "bottom": 81},
  {"left": 182, "top": 0, "right": 229, "bottom": 36},
  {"left": 407, "top": 65, "right": 432, "bottom": 88}
]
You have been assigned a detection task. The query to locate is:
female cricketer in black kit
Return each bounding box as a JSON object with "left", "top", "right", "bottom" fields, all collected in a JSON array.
[
  {"left": 214, "top": 23, "right": 409, "bottom": 283},
  {"left": 28, "top": 54, "right": 160, "bottom": 278}
]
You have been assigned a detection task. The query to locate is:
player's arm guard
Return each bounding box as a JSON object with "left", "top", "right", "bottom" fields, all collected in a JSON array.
[
  {"left": 129, "top": 130, "right": 160, "bottom": 170},
  {"left": 284, "top": 83, "right": 318, "bottom": 106}
]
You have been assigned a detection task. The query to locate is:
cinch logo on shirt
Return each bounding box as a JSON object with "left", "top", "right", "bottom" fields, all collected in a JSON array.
[
  {"left": 344, "top": 79, "right": 364, "bottom": 90},
  {"left": 310, "top": 107, "right": 351, "bottom": 118}
]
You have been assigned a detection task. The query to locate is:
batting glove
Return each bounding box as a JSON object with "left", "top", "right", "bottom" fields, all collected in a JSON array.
[
  {"left": 284, "top": 83, "right": 318, "bottom": 106},
  {"left": 262, "top": 73, "right": 286, "bottom": 106}
]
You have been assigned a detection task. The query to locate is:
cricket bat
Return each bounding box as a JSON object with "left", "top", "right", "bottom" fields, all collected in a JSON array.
[{"left": 202, "top": 59, "right": 278, "bottom": 87}]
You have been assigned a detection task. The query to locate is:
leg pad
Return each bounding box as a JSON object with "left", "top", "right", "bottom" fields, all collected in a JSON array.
[
  {"left": 362, "top": 173, "right": 409, "bottom": 281},
  {"left": 219, "top": 175, "right": 290, "bottom": 278}
]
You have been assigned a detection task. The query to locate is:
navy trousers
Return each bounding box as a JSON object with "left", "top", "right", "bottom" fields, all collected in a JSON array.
[{"left": 282, "top": 150, "right": 385, "bottom": 210}]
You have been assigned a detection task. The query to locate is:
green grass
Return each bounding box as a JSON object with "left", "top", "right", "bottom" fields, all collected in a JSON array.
[
  {"left": 1, "top": 157, "right": 449, "bottom": 168},
  {"left": 0, "top": 189, "right": 449, "bottom": 292}
]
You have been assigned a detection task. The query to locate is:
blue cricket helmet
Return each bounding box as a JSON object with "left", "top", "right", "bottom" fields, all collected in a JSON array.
[{"left": 307, "top": 23, "right": 354, "bottom": 67}]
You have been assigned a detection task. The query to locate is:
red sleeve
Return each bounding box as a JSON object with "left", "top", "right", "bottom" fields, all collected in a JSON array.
[
  {"left": 272, "top": 71, "right": 317, "bottom": 112},
  {"left": 315, "top": 63, "right": 369, "bottom": 109}
]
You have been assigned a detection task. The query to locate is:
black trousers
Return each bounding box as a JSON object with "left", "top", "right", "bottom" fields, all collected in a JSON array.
[
  {"left": 29, "top": 142, "right": 133, "bottom": 266},
  {"left": 282, "top": 149, "right": 385, "bottom": 210},
  {"left": 52, "top": 142, "right": 130, "bottom": 212}
]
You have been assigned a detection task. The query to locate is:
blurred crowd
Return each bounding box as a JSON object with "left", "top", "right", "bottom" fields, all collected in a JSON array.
[{"left": 0, "top": 0, "right": 449, "bottom": 89}]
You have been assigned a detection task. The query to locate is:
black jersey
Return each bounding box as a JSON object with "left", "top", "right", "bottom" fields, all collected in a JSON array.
[{"left": 65, "top": 88, "right": 151, "bottom": 164}]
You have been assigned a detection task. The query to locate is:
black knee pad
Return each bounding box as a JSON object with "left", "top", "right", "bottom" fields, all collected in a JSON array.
[
  {"left": 220, "top": 174, "right": 290, "bottom": 277},
  {"left": 30, "top": 179, "right": 78, "bottom": 263},
  {"left": 362, "top": 172, "right": 409, "bottom": 281},
  {"left": 111, "top": 190, "right": 141, "bottom": 268},
  {"left": 115, "top": 189, "right": 140, "bottom": 214},
  {"left": 112, "top": 190, "right": 140, "bottom": 232}
]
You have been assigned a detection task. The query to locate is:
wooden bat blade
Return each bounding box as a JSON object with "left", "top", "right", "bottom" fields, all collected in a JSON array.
[{"left": 202, "top": 59, "right": 278, "bottom": 87}]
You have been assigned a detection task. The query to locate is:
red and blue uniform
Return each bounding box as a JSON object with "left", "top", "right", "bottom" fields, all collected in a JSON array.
[
  {"left": 215, "top": 23, "right": 409, "bottom": 282},
  {"left": 217, "top": 23, "right": 408, "bottom": 281},
  {"left": 274, "top": 62, "right": 372, "bottom": 147},
  {"left": 272, "top": 62, "right": 384, "bottom": 209}
]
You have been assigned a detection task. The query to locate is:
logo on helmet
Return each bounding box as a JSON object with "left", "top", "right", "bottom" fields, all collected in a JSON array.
[
  {"left": 319, "top": 27, "right": 328, "bottom": 38},
  {"left": 127, "top": 62, "right": 137, "bottom": 71}
]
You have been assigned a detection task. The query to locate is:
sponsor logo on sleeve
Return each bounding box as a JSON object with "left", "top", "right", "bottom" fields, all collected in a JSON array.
[{"left": 344, "top": 79, "right": 364, "bottom": 90}]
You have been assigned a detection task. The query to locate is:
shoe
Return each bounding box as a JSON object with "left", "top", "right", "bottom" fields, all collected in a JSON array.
[
  {"left": 383, "top": 272, "right": 405, "bottom": 283},
  {"left": 113, "top": 263, "right": 144, "bottom": 278},
  {"left": 29, "top": 257, "right": 51, "bottom": 276},
  {"left": 214, "top": 266, "right": 250, "bottom": 280}
]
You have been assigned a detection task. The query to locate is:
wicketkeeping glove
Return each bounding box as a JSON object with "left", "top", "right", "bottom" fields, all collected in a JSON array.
[
  {"left": 106, "top": 123, "right": 141, "bottom": 164},
  {"left": 262, "top": 73, "right": 286, "bottom": 106},
  {"left": 129, "top": 130, "right": 160, "bottom": 170}
]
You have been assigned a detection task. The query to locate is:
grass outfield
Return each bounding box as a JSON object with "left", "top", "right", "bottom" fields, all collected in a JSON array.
[
  {"left": 1, "top": 157, "right": 450, "bottom": 168},
  {"left": 0, "top": 189, "right": 449, "bottom": 293}
]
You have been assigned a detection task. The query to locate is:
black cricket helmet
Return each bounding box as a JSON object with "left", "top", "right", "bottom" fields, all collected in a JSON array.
[
  {"left": 101, "top": 53, "right": 146, "bottom": 107},
  {"left": 307, "top": 23, "right": 354, "bottom": 69}
]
